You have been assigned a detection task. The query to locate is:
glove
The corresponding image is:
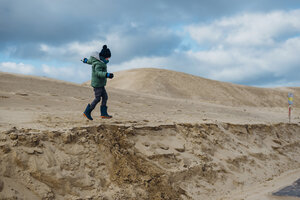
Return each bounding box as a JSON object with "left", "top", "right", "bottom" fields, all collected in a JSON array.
[
  {"left": 82, "top": 58, "right": 88, "bottom": 63},
  {"left": 106, "top": 73, "right": 114, "bottom": 79}
]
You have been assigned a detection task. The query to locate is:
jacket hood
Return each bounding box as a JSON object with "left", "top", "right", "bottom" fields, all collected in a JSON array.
[
  {"left": 90, "top": 51, "right": 100, "bottom": 61},
  {"left": 90, "top": 51, "right": 106, "bottom": 64}
]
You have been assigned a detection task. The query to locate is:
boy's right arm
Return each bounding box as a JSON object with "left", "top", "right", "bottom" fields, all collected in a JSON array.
[
  {"left": 82, "top": 56, "right": 93, "bottom": 65},
  {"left": 86, "top": 56, "right": 93, "bottom": 65}
]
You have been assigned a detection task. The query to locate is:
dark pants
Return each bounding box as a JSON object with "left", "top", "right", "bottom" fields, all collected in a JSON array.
[{"left": 90, "top": 87, "right": 108, "bottom": 110}]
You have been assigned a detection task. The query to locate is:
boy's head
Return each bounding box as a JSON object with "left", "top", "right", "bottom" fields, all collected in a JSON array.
[{"left": 99, "top": 45, "right": 111, "bottom": 60}]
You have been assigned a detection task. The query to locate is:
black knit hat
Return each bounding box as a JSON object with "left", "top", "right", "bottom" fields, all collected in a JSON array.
[{"left": 99, "top": 45, "right": 111, "bottom": 58}]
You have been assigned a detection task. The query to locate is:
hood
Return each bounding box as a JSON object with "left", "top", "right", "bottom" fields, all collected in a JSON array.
[{"left": 90, "top": 51, "right": 100, "bottom": 61}]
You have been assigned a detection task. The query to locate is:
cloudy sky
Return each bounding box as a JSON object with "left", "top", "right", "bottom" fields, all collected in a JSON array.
[{"left": 1, "top": 0, "right": 300, "bottom": 87}]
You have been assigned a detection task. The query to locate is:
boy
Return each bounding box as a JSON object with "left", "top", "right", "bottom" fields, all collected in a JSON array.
[{"left": 82, "top": 45, "right": 114, "bottom": 120}]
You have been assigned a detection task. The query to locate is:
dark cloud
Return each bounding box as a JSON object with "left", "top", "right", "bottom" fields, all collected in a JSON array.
[
  {"left": 0, "top": 0, "right": 100, "bottom": 44},
  {"left": 5, "top": 43, "right": 47, "bottom": 60},
  {"left": 109, "top": 28, "right": 182, "bottom": 63},
  {"left": 2, "top": 0, "right": 300, "bottom": 45},
  {"left": 3, "top": 28, "right": 182, "bottom": 64}
]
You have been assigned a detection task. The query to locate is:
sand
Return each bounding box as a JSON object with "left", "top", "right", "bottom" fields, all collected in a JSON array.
[{"left": 1, "top": 68, "right": 300, "bottom": 200}]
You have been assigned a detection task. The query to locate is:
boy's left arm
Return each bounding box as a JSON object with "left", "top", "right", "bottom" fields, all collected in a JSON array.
[{"left": 95, "top": 64, "right": 107, "bottom": 78}]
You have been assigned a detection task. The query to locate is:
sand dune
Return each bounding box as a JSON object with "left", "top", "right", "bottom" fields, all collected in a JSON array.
[
  {"left": 106, "top": 68, "right": 299, "bottom": 108},
  {"left": 1, "top": 70, "right": 300, "bottom": 200}
]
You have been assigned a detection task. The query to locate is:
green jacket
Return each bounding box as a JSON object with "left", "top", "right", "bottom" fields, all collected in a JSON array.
[{"left": 87, "top": 56, "right": 107, "bottom": 87}]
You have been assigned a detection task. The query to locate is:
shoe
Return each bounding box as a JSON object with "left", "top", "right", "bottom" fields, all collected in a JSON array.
[
  {"left": 100, "top": 105, "right": 112, "bottom": 119},
  {"left": 83, "top": 104, "right": 93, "bottom": 120}
]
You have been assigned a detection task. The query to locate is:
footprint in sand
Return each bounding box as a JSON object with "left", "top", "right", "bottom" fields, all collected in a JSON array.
[
  {"left": 157, "top": 142, "right": 169, "bottom": 150},
  {"left": 15, "top": 92, "right": 29, "bottom": 96},
  {"left": 142, "top": 142, "right": 150, "bottom": 147}
]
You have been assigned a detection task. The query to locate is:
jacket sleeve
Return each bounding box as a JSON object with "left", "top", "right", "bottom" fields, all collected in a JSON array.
[
  {"left": 86, "top": 56, "right": 93, "bottom": 65},
  {"left": 95, "top": 64, "right": 107, "bottom": 78}
]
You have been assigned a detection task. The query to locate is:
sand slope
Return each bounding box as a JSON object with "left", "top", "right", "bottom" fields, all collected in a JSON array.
[
  {"left": 105, "top": 68, "right": 299, "bottom": 107},
  {"left": 1, "top": 70, "right": 300, "bottom": 200},
  {"left": 1, "top": 123, "right": 300, "bottom": 200}
]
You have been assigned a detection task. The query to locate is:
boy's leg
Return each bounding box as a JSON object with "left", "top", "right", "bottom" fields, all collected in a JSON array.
[
  {"left": 101, "top": 87, "right": 108, "bottom": 106},
  {"left": 83, "top": 88, "right": 101, "bottom": 120},
  {"left": 90, "top": 87, "right": 102, "bottom": 110},
  {"left": 100, "top": 87, "right": 112, "bottom": 118},
  {"left": 84, "top": 87, "right": 102, "bottom": 120}
]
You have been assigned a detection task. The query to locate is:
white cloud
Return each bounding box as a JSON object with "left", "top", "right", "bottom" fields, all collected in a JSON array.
[
  {"left": 110, "top": 56, "right": 171, "bottom": 72},
  {"left": 0, "top": 62, "right": 35, "bottom": 74},
  {"left": 183, "top": 38, "right": 300, "bottom": 84},
  {"left": 0, "top": 61, "right": 90, "bottom": 83},
  {"left": 110, "top": 28, "right": 300, "bottom": 86},
  {"left": 186, "top": 26, "right": 221, "bottom": 44},
  {"left": 182, "top": 10, "right": 300, "bottom": 86},
  {"left": 187, "top": 10, "right": 300, "bottom": 47},
  {"left": 41, "top": 64, "right": 90, "bottom": 82}
]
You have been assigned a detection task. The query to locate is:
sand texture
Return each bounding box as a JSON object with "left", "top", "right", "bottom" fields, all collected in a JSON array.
[{"left": 1, "top": 68, "right": 300, "bottom": 200}]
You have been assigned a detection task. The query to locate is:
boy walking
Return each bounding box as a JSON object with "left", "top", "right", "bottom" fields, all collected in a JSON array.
[{"left": 82, "top": 45, "right": 114, "bottom": 120}]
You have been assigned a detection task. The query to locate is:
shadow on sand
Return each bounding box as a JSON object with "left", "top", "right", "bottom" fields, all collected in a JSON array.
[{"left": 273, "top": 179, "right": 300, "bottom": 198}]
